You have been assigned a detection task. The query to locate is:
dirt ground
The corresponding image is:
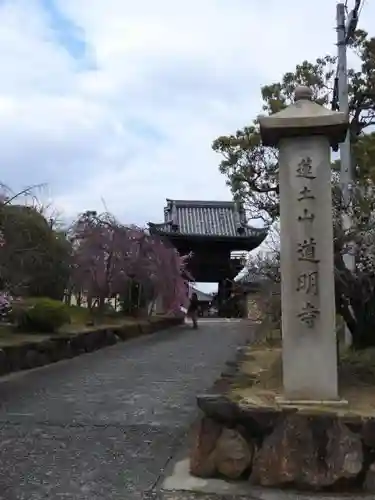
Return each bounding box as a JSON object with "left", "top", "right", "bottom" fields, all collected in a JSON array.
[{"left": 230, "top": 340, "right": 375, "bottom": 417}]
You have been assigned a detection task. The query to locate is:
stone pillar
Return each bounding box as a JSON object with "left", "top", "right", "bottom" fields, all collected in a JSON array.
[{"left": 259, "top": 86, "right": 348, "bottom": 402}]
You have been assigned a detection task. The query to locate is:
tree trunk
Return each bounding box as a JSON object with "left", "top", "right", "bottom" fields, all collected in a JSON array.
[
  {"left": 351, "top": 300, "right": 375, "bottom": 350},
  {"left": 98, "top": 295, "right": 106, "bottom": 314},
  {"left": 87, "top": 294, "right": 93, "bottom": 310},
  {"left": 137, "top": 284, "right": 142, "bottom": 313},
  {"left": 148, "top": 298, "right": 156, "bottom": 317},
  {"left": 336, "top": 285, "right": 375, "bottom": 350}
]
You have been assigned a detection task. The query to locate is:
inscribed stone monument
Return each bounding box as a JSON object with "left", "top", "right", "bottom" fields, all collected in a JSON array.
[{"left": 259, "top": 86, "right": 348, "bottom": 401}]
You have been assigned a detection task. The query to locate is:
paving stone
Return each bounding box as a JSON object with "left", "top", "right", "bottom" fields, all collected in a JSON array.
[{"left": 0, "top": 320, "right": 253, "bottom": 499}]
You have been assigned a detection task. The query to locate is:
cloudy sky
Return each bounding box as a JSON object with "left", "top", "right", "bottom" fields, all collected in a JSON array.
[{"left": 1, "top": 0, "right": 372, "bottom": 230}]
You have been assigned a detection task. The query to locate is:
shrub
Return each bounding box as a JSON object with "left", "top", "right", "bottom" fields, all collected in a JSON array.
[
  {"left": 256, "top": 282, "right": 281, "bottom": 329},
  {"left": 0, "top": 292, "right": 12, "bottom": 320},
  {"left": 88, "top": 302, "right": 121, "bottom": 322},
  {"left": 66, "top": 304, "right": 91, "bottom": 324},
  {"left": 11, "top": 297, "right": 70, "bottom": 333}
]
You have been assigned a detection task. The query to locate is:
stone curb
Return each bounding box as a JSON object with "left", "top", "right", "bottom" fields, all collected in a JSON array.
[{"left": 0, "top": 317, "right": 184, "bottom": 377}]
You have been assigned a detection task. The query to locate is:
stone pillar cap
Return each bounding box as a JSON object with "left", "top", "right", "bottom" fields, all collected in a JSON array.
[
  {"left": 294, "top": 85, "right": 313, "bottom": 101},
  {"left": 258, "top": 86, "right": 348, "bottom": 148}
]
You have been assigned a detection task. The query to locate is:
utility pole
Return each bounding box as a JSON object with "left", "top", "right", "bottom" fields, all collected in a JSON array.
[{"left": 336, "top": 1, "right": 361, "bottom": 346}]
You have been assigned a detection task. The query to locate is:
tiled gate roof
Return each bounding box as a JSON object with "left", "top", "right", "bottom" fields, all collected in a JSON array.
[{"left": 148, "top": 199, "right": 264, "bottom": 239}]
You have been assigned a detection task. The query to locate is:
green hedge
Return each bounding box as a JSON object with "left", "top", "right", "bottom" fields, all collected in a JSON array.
[{"left": 11, "top": 297, "right": 70, "bottom": 333}]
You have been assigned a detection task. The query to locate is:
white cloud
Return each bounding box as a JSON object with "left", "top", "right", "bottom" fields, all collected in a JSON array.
[{"left": 0, "top": 0, "right": 373, "bottom": 237}]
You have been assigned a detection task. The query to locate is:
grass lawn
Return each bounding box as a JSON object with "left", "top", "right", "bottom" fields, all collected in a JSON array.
[
  {"left": 64, "top": 305, "right": 140, "bottom": 331},
  {"left": 0, "top": 295, "right": 175, "bottom": 350},
  {"left": 60, "top": 318, "right": 138, "bottom": 334},
  {"left": 0, "top": 324, "right": 52, "bottom": 347},
  {"left": 0, "top": 307, "right": 159, "bottom": 348}
]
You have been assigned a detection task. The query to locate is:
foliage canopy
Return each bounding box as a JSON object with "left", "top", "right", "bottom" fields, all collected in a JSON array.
[{"left": 213, "top": 30, "right": 375, "bottom": 348}]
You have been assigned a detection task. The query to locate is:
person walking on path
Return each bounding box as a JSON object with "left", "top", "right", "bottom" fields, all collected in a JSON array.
[{"left": 188, "top": 292, "right": 199, "bottom": 329}]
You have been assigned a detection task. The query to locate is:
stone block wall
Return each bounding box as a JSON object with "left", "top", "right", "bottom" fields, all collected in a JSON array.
[{"left": 0, "top": 316, "right": 183, "bottom": 377}]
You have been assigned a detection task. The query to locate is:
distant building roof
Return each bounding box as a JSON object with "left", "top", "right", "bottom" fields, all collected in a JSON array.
[
  {"left": 189, "top": 285, "right": 213, "bottom": 302},
  {"left": 235, "top": 268, "right": 266, "bottom": 284},
  {"left": 148, "top": 199, "right": 266, "bottom": 240}
]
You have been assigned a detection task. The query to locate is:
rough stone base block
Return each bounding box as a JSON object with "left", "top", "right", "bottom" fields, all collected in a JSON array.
[
  {"left": 191, "top": 394, "right": 375, "bottom": 493},
  {"left": 190, "top": 417, "right": 253, "bottom": 480},
  {"left": 251, "top": 413, "right": 363, "bottom": 490}
]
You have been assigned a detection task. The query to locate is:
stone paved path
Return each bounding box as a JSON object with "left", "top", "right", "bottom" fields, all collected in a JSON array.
[
  {"left": 0, "top": 320, "right": 252, "bottom": 500},
  {"left": 148, "top": 494, "right": 252, "bottom": 500}
]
